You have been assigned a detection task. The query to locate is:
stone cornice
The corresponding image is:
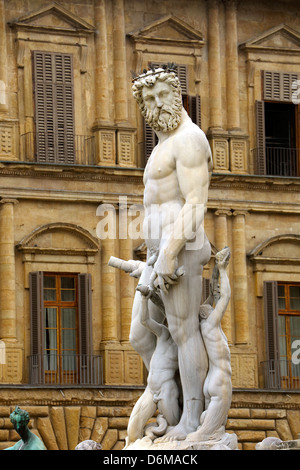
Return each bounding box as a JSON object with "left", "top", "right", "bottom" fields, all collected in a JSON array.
[
  {"left": 210, "top": 173, "right": 300, "bottom": 193},
  {"left": 0, "top": 162, "right": 144, "bottom": 184}
]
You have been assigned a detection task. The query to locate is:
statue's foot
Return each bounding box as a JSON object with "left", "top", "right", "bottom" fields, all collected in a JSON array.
[
  {"left": 186, "top": 425, "right": 225, "bottom": 442},
  {"left": 186, "top": 428, "right": 205, "bottom": 442},
  {"left": 154, "top": 423, "right": 190, "bottom": 443}
]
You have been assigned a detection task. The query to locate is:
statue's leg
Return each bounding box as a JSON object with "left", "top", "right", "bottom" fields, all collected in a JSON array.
[
  {"left": 129, "top": 264, "right": 163, "bottom": 370},
  {"left": 157, "top": 379, "right": 181, "bottom": 426},
  {"left": 125, "top": 388, "right": 157, "bottom": 447},
  {"left": 156, "top": 248, "right": 209, "bottom": 442}
]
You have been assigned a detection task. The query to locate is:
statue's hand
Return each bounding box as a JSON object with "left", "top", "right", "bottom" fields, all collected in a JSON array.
[{"left": 149, "top": 250, "right": 178, "bottom": 294}]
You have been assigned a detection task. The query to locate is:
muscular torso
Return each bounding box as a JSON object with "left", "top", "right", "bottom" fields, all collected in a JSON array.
[
  {"left": 143, "top": 115, "right": 212, "bottom": 254},
  {"left": 143, "top": 137, "right": 184, "bottom": 251}
]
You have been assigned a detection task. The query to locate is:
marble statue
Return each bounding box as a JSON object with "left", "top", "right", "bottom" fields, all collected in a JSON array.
[
  {"left": 125, "top": 284, "right": 179, "bottom": 448},
  {"left": 4, "top": 406, "right": 46, "bottom": 450},
  {"left": 108, "top": 65, "right": 237, "bottom": 449},
  {"left": 187, "top": 247, "right": 232, "bottom": 442},
  {"left": 75, "top": 440, "right": 102, "bottom": 450},
  {"left": 130, "top": 64, "right": 213, "bottom": 442}
]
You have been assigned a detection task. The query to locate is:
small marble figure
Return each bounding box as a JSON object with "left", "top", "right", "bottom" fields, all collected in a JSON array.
[
  {"left": 125, "top": 284, "right": 179, "bottom": 447},
  {"left": 4, "top": 406, "right": 46, "bottom": 450},
  {"left": 75, "top": 440, "right": 102, "bottom": 450},
  {"left": 188, "top": 247, "right": 232, "bottom": 442}
]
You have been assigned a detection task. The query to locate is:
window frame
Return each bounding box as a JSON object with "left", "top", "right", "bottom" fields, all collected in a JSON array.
[
  {"left": 29, "top": 271, "right": 93, "bottom": 385},
  {"left": 43, "top": 273, "right": 79, "bottom": 383}
]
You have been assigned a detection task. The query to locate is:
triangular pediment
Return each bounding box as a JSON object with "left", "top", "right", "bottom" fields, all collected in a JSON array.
[
  {"left": 9, "top": 2, "right": 95, "bottom": 34},
  {"left": 241, "top": 24, "right": 300, "bottom": 52},
  {"left": 128, "top": 15, "right": 204, "bottom": 45}
]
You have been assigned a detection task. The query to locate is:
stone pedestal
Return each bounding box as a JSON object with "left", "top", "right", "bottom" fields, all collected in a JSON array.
[{"left": 125, "top": 433, "right": 239, "bottom": 451}]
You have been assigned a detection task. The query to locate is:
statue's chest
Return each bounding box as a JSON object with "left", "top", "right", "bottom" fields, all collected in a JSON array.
[{"left": 145, "top": 142, "right": 175, "bottom": 181}]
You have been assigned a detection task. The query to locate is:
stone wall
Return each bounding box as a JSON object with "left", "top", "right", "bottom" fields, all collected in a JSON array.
[{"left": 1, "top": 388, "right": 300, "bottom": 451}]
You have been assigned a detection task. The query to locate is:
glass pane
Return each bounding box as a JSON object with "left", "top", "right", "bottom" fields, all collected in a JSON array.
[
  {"left": 290, "top": 316, "right": 300, "bottom": 337},
  {"left": 278, "top": 298, "right": 286, "bottom": 310},
  {"left": 44, "top": 351, "right": 57, "bottom": 371},
  {"left": 62, "top": 329, "right": 76, "bottom": 350},
  {"left": 278, "top": 285, "right": 285, "bottom": 297},
  {"left": 62, "top": 351, "right": 76, "bottom": 371},
  {"left": 278, "top": 315, "right": 286, "bottom": 335},
  {"left": 61, "top": 277, "right": 75, "bottom": 289},
  {"left": 277, "top": 285, "right": 286, "bottom": 309},
  {"left": 44, "top": 328, "right": 57, "bottom": 350},
  {"left": 61, "top": 290, "right": 75, "bottom": 302},
  {"left": 290, "top": 286, "right": 300, "bottom": 310},
  {"left": 290, "top": 286, "right": 300, "bottom": 298},
  {"left": 44, "top": 276, "right": 56, "bottom": 288},
  {"left": 61, "top": 308, "right": 76, "bottom": 328},
  {"left": 44, "top": 289, "right": 56, "bottom": 301},
  {"left": 44, "top": 308, "right": 57, "bottom": 328}
]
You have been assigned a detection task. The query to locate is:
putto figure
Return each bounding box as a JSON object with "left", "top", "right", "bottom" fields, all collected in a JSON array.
[
  {"left": 187, "top": 247, "right": 232, "bottom": 443},
  {"left": 129, "top": 65, "right": 213, "bottom": 441}
]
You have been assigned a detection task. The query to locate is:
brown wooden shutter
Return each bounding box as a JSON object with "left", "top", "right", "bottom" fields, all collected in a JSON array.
[
  {"left": 255, "top": 100, "right": 266, "bottom": 175},
  {"left": 29, "top": 272, "right": 44, "bottom": 383},
  {"left": 78, "top": 273, "right": 93, "bottom": 356},
  {"left": 177, "top": 64, "right": 188, "bottom": 95},
  {"left": 264, "top": 281, "right": 280, "bottom": 388},
  {"left": 144, "top": 122, "right": 157, "bottom": 162},
  {"left": 201, "top": 277, "right": 211, "bottom": 304},
  {"left": 189, "top": 95, "right": 201, "bottom": 128},
  {"left": 33, "top": 51, "right": 75, "bottom": 164},
  {"left": 264, "top": 281, "right": 279, "bottom": 362},
  {"left": 263, "top": 71, "right": 298, "bottom": 102},
  {"left": 29, "top": 271, "right": 44, "bottom": 355}
]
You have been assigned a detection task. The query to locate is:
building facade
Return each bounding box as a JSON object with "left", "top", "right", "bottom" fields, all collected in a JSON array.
[{"left": 0, "top": 0, "right": 300, "bottom": 450}]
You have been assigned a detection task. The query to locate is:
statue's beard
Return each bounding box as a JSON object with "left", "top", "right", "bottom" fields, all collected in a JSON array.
[{"left": 144, "top": 101, "right": 182, "bottom": 132}]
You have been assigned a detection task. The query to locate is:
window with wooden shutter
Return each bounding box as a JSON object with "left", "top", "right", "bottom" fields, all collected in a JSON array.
[
  {"left": 33, "top": 51, "right": 75, "bottom": 164},
  {"left": 277, "top": 283, "right": 300, "bottom": 389},
  {"left": 29, "top": 271, "right": 94, "bottom": 385},
  {"left": 263, "top": 71, "right": 298, "bottom": 102},
  {"left": 255, "top": 98, "right": 299, "bottom": 176}
]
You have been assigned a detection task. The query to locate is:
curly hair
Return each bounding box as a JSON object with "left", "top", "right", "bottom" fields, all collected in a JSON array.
[
  {"left": 10, "top": 406, "right": 30, "bottom": 425},
  {"left": 132, "top": 68, "right": 182, "bottom": 119}
]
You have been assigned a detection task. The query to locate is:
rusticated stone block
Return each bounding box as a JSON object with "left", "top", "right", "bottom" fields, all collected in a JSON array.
[
  {"left": 0, "top": 429, "right": 9, "bottom": 441},
  {"left": 65, "top": 407, "right": 81, "bottom": 450},
  {"left": 228, "top": 408, "right": 250, "bottom": 419},
  {"left": 37, "top": 417, "right": 58, "bottom": 450},
  {"left": 108, "top": 417, "right": 128, "bottom": 429},
  {"left": 91, "top": 417, "right": 108, "bottom": 443},
  {"left": 287, "top": 410, "right": 300, "bottom": 439},
  {"left": 250, "top": 409, "right": 286, "bottom": 419},
  {"left": 226, "top": 418, "right": 275, "bottom": 430},
  {"left": 49, "top": 407, "right": 68, "bottom": 450},
  {"left": 101, "top": 429, "right": 118, "bottom": 450},
  {"left": 0, "top": 407, "right": 10, "bottom": 416},
  {"left": 235, "top": 430, "right": 266, "bottom": 442},
  {"left": 275, "top": 419, "right": 293, "bottom": 441}
]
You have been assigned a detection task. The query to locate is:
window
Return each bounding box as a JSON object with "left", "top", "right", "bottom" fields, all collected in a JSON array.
[
  {"left": 43, "top": 274, "right": 78, "bottom": 383},
  {"left": 144, "top": 64, "right": 201, "bottom": 161},
  {"left": 278, "top": 283, "right": 300, "bottom": 388},
  {"left": 29, "top": 272, "right": 101, "bottom": 385},
  {"left": 255, "top": 71, "right": 300, "bottom": 176},
  {"left": 263, "top": 281, "right": 300, "bottom": 389},
  {"left": 33, "top": 51, "right": 75, "bottom": 164}
]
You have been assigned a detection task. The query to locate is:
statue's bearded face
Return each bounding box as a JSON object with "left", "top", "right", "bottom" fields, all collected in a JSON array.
[{"left": 141, "top": 81, "right": 182, "bottom": 132}]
